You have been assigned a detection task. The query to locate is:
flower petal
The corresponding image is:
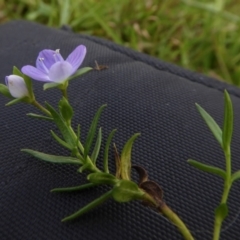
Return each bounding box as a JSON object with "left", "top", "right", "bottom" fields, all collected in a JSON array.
[
  {"left": 21, "top": 65, "right": 50, "bottom": 82},
  {"left": 5, "top": 75, "right": 28, "bottom": 98},
  {"left": 49, "top": 61, "right": 73, "bottom": 83},
  {"left": 36, "top": 49, "right": 64, "bottom": 73},
  {"left": 66, "top": 45, "right": 87, "bottom": 74}
]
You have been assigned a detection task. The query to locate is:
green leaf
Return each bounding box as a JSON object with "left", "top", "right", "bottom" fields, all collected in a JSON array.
[
  {"left": 222, "top": 90, "right": 233, "bottom": 151},
  {"left": 78, "top": 162, "right": 92, "bottom": 173},
  {"left": 61, "top": 190, "right": 113, "bottom": 222},
  {"left": 87, "top": 172, "right": 118, "bottom": 185},
  {"left": 196, "top": 103, "right": 222, "bottom": 147},
  {"left": 50, "top": 130, "right": 73, "bottom": 151},
  {"left": 215, "top": 203, "right": 228, "bottom": 221},
  {"left": 84, "top": 104, "right": 107, "bottom": 161},
  {"left": 104, "top": 129, "right": 117, "bottom": 173},
  {"left": 91, "top": 127, "right": 102, "bottom": 164},
  {"left": 22, "top": 149, "right": 83, "bottom": 165},
  {"left": 45, "top": 102, "right": 76, "bottom": 147},
  {"left": 188, "top": 159, "right": 226, "bottom": 179},
  {"left": 27, "top": 113, "right": 53, "bottom": 121},
  {"left": 13, "top": 66, "right": 24, "bottom": 77},
  {"left": 112, "top": 180, "right": 144, "bottom": 202},
  {"left": 23, "top": 75, "right": 34, "bottom": 99},
  {"left": 43, "top": 82, "right": 62, "bottom": 90},
  {"left": 120, "top": 133, "right": 140, "bottom": 180},
  {"left": 5, "top": 96, "right": 29, "bottom": 106},
  {"left": 68, "top": 67, "right": 93, "bottom": 81},
  {"left": 76, "top": 124, "right": 81, "bottom": 146},
  {"left": 58, "top": 97, "right": 73, "bottom": 125},
  {"left": 51, "top": 183, "right": 97, "bottom": 193},
  {"left": 231, "top": 170, "right": 240, "bottom": 184},
  {"left": 0, "top": 84, "right": 12, "bottom": 98}
]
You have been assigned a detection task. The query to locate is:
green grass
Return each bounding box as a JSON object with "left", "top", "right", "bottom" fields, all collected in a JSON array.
[{"left": 1, "top": 0, "right": 240, "bottom": 86}]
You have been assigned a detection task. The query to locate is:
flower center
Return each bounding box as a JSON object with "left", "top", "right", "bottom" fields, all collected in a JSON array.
[
  {"left": 53, "top": 49, "right": 62, "bottom": 62},
  {"left": 38, "top": 57, "right": 49, "bottom": 74}
]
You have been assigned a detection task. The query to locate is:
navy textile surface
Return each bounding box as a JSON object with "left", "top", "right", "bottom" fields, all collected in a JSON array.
[{"left": 0, "top": 21, "right": 240, "bottom": 240}]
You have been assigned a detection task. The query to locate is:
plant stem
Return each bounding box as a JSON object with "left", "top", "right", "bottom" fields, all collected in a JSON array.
[
  {"left": 142, "top": 193, "right": 194, "bottom": 240},
  {"left": 212, "top": 146, "right": 232, "bottom": 240},
  {"left": 69, "top": 126, "right": 101, "bottom": 173},
  {"left": 61, "top": 88, "right": 68, "bottom": 99},
  {"left": 32, "top": 100, "right": 51, "bottom": 116},
  {"left": 161, "top": 203, "right": 194, "bottom": 240}
]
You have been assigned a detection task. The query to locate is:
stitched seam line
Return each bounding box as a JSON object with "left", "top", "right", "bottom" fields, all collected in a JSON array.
[{"left": 78, "top": 34, "right": 240, "bottom": 98}]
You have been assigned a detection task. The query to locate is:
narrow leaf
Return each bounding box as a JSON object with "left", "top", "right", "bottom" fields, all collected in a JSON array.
[
  {"left": 22, "top": 149, "right": 82, "bottom": 165},
  {"left": 215, "top": 203, "right": 228, "bottom": 221},
  {"left": 13, "top": 66, "right": 24, "bottom": 77},
  {"left": 61, "top": 190, "right": 113, "bottom": 222},
  {"left": 5, "top": 96, "right": 29, "bottom": 106},
  {"left": 27, "top": 113, "right": 53, "bottom": 121},
  {"left": 196, "top": 103, "right": 222, "bottom": 147},
  {"left": 84, "top": 104, "right": 107, "bottom": 161},
  {"left": 120, "top": 133, "right": 140, "bottom": 180},
  {"left": 45, "top": 102, "right": 75, "bottom": 147},
  {"left": 0, "top": 84, "right": 12, "bottom": 98},
  {"left": 50, "top": 130, "right": 73, "bottom": 150},
  {"left": 114, "top": 143, "right": 121, "bottom": 178},
  {"left": 188, "top": 159, "right": 226, "bottom": 179},
  {"left": 43, "top": 82, "right": 62, "bottom": 90},
  {"left": 231, "top": 170, "right": 240, "bottom": 184},
  {"left": 23, "top": 75, "right": 34, "bottom": 99},
  {"left": 222, "top": 90, "right": 233, "bottom": 151},
  {"left": 104, "top": 129, "right": 117, "bottom": 173},
  {"left": 87, "top": 173, "right": 118, "bottom": 185},
  {"left": 78, "top": 162, "right": 92, "bottom": 173},
  {"left": 112, "top": 180, "right": 144, "bottom": 203},
  {"left": 51, "top": 183, "right": 97, "bottom": 193},
  {"left": 76, "top": 124, "right": 81, "bottom": 146},
  {"left": 68, "top": 67, "right": 93, "bottom": 81},
  {"left": 58, "top": 97, "right": 73, "bottom": 125},
  {"left": 91, "top": 127, "right": 102, "bottom": 164}
]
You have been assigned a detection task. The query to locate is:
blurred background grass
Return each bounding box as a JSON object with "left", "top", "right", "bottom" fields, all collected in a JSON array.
[{"left": 0, "top": 0, "right": 240, "bottom": 86}]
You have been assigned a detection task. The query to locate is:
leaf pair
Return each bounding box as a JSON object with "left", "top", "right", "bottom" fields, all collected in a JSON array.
[
  {"left": 83, "top": 105, "right": 106, "bottom": 165},
  {"left": 189, "top": 90, "right": 234, "bottom": 179},
  {"left": 60, "top": 172, "right": 145, "bottom": 222},
  {"left": 87, "top": 172, "right": 144, "bottom": 202}
]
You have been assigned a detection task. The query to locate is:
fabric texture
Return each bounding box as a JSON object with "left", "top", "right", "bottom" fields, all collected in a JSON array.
[{"left": 0, "top": 20, "right": 240, "bottom": 240}]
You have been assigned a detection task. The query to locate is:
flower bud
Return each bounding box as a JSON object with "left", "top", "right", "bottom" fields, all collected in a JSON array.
[{"left": 5, "top": 75, "right": 29, "bottom": 98}]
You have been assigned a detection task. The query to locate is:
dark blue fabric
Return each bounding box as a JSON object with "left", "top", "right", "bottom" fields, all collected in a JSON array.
[{"left": 1, "top": 20, "right": 240, "bottom": 240}]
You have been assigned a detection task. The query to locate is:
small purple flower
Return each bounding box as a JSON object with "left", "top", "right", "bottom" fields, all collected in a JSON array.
[
  {"left": 5, "top": 75, "right": 29, "bottom": 98},
  {"left": 21, "top": 45, "right": 87, "bottom": 83}
]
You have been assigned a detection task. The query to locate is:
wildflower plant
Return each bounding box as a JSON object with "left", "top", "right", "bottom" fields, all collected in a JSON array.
[{"left": 0, "top": 44, "right": 239, "bottom": 240}]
